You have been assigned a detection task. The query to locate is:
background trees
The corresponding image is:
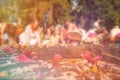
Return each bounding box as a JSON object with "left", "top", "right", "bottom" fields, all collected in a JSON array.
[
  {"left": 0, "top": 0, "right": 120, "bottom": 28},
  {"left": 74, "top": 0, "right": 120, "bottom": 29},
  {"left": 0, "top": 0, "right": 17, "bottom": 22},
  {"left": 16, "top": 0, "right": 72, "bottom": 25}
]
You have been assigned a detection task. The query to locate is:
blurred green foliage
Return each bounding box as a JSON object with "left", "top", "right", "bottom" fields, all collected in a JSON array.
[
  {"left": 75, "top": 0, "right": 120, "bottom": 27},
  {"left": 0, "top": 0, "right": 120, "bottom": 27},
  {"left": 16, "top": 0, "right": 72, "bottom": 25}
]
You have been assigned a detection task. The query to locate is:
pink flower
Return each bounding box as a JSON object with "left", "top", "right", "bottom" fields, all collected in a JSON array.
[
  {"left": 88, "top": 33, "right": 97, "bottom": 37},
  {"left": 24, "top": 51, "right": 37, "bottom": 59},
  {"left": 53, "top": 54, "right": 62, "bottom": 61},
  {"left": 51, "top": 54, "right": 62, "bottom": 68},
  {"left": 3, "top": 47, "right": 14, "bottom": 54},
  {"left": 81, "top": 51, "right": 102, "bottom": 63},
  {"left": 18, "top": 54, "right": 31, "bottom": 63},
  {"left": 115, "top": 33, "right": 120, "bottom": 38},
  {"left": 37, "top": 73, "right": 42, "bottom": 78}
]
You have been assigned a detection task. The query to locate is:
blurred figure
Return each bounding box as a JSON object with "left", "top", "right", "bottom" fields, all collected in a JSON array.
[
  {"left": 0, "top": 31, "right": 2, "bottom": 45},
  {"left": 48, "top": 24, "right": 55, "bottom": 37},
  {"left": 61, "top": 19, "right": 71, "bottom": 45},
  {"left": 94, "top": 19, "right": 101, "bottom": 29},
  {"left": 0, "top": 22, "right": 23, "bottom": 47},
  {"left": 49, "top": 24, "right": 56, "bottom": 45},
  {"left": 0, "top": 23, "right": 2, "bottom": 45},
  {"left": 78, "top": 27, "right": 87, "bottom": 43},
  {"left": 0, "top": 23, "right": 4, "bottom": 45},
  {"left": 97, "top": 27, "right": 109, "bottom": 44},
  {"left": 41, "top": 26, "right": 49, "bottom": 41},
  {"left": 68, "top": 22, "right": 78, "bottom": 32},
  {"left": 114, "top": 33, "right": 120, "bottom": 43},
  {"left": 110, "top": 26, "right": 120, "bottom": 42},
  {"left": 40, "top": 24, "right": 56, "bottom": 46},
  {"left": 67, "top": 22, "right": 81, "bottom": 45},
  {"left": 55, "top": 24, "right": 63, "bottom": 45},
  {"left": 0, "top": 23, "right": 7, "bottom": 45},
  {"left": 19, "top": 28, "right": 27, "bottom": 47},
  {"left": 13, "top": 24, "right": 24, "bottom": 47},
  {"left": 19, "top": 19, "right": 40, "bottom": 47},
  {"left": 85, "top": 28, "right": 98, "bottom": 44}
]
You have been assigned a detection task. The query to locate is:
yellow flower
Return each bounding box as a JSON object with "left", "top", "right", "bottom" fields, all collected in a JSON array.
[{"left": 92, "top": 64, "right": 98, "bottom": 73}]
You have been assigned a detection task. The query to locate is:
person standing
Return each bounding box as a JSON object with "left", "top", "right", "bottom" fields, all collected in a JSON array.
[
  {"left": 19, "top": 19, "right": 40, "bottom": 47},
  {"left": 61, "top": 20, "right": 71, "bottom": 45},
  {"left": 0, "top": 23, "right": 9, "bottom": 45},
  {"left": 94, "top": 19, "right": 101, "bottom": 29}
]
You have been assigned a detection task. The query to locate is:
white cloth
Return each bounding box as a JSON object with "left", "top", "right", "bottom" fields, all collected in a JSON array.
[
  {"left": 94, "top": 22, "right": 99, "bottom": 27},
  {"left": 3, "top": 33, "right": 9, "bottom": 40},
  {"left": 79, "top": 29, "right": 87, "bottom": 41},
  {"left": 94, "top": 21, "right": 100, "bottom": 28},
  {"left": 19, "top": 32, "right": 27, "bottom": 46},
  {"left": 86, "top": 28, "right": 97, "bottom": 37},
  {"left": 110, "top": 27, "right": 120, "bottom": 37},
  {"left": 19, "top": 25, "right": 40, "bottom": 46}
]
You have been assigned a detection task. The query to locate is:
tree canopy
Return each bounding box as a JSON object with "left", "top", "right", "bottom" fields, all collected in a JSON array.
[
  {"left": 74, "top": 0, "right": 120, "bottom": 29},
  {"left": 0, "top": 0, "right": 120, "bottom": 28},
  {"left": 16, "top": 0, "right": 72, "bottom": 25}
]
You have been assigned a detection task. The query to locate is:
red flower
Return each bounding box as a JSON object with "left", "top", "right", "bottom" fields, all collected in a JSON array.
[
  {"left": 53, "top": 54, "right": 62, "bottom": 61},
  {"left": 25, "top": 51, "right": 37, "bottom": 59},
  {"left": 51, "top": 54, "right": 62, "bottom": 68},
  {"left": 18, "top": 54, "right": 31, "bottom": 63},
  {"left": 81, "top": 51, "right": 102, "bottom": 63}
]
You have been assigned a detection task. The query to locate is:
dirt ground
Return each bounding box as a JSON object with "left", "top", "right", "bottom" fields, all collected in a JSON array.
[{"left": 23, "top": 44, "right": 120, "bottom": 65}]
